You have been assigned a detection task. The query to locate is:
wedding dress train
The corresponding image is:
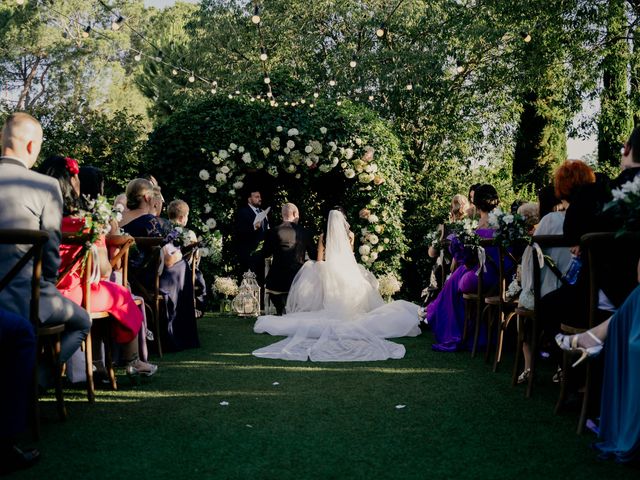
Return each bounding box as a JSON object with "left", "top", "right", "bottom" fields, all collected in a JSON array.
[{"left": 253, "top": 210, "right": 421, "bottom": 361}]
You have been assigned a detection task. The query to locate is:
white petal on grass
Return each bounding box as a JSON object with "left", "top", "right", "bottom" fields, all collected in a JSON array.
[
  {"left": 246, "top": 424, "right": 253, "bottom": 428},
  {"left": 219, "top": 401, "right": 229, "bottom": 406},
  {"left": 395, "top": 404, "right": 406, "bottom": 409},
  {"left": 272, "top": 382, "right": 280, "bottom": 386}
]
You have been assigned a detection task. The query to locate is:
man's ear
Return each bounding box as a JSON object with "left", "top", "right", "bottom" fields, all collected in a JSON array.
[
  {"left": 26, "top": 140, "right": 33, "bottom": 155},
  {"left": 624, "top": 143, "right": 632, "bottom": 157}
]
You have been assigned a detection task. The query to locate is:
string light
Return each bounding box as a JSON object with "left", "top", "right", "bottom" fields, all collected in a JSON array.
[
  {"left": 259, "top": 48, "right": 268, "bottom": 61},
  {"left": 456, "top": 61, "right": 465, "bottom": 73},
  {"left": 405, "top": 83, "right": 413, "bottom": 91},
  {"left": 521, "top": 32, "right": 531, "bottom": 43},
  {"left": 134, "top": 53, "right": 141, "bottom": 61},
  {"left": 188, "top": 73, "right": 195, "bottom": 83},
  {"left": 172, "top": 69, "right": 178, "bottom": 75},
  {"left": 111, "top": 16, "right": 124, "bottom": 31},
  {"left": 251, "top": 5, "right": 261, "bottom": 24},
  {"left": 211, "top": 88, "right": 217, "bottom": 94},
  {"left": 263, "top": 76, "right": 271, "bottom": 84},
  {"left": 349, "top": 59, "right": 357, "bottom": 68},
  {"left": 313, "top": 91, "right": 319, "bottom": 98},
  {"left": 235, "top": 90, "right": 240, "bottom": 95},
  {"left": 376, "top": 24, "right": 385, "bottom": 38},
  {"left": 300, "top": 99, "right": 306, "bottom": 104},
  {"left": 368, "top": 95, "right": 374, "bottom": 101},
  {"left": 329, "top": 79, "right": 336, "bottom": 86},
  {"left": 82, "top": 26, "right": 91, "bottom": 38}
]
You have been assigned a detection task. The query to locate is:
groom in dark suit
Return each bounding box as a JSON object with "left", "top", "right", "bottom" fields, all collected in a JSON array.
[
  {"left": 262, "top": 203, "right": 316, "bottom": 315},
  {"left": 235, "top": 190, "right": 269, "bottom": 294}
]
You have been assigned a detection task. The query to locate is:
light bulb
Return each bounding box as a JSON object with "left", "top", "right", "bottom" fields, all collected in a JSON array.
[
  {"left": 329, "top": 79, "right": 336, "bottom": 86},
  {"left": 284, "top": 101, "right": 289, "bottom": 106},
  {"left": 260, "top": 52, "right": 268, "bottom": 61},
  {"left": 522, "top": 32, "right": 531, "bottom": 43},
  {"left": 313, "top": 91, "right": 319, "bottom": 98},
  {"left": 250, "top": 97, "right": 255, "bottom": 102},
  {"left": 336, "top": 100, "right": 342, "bottom": 106},
  {"left": 300, "top": 99, "right": 306, "bottom": 104},
  {"left": 309, "top": 103, "right": 315, "bottom": 108},
  {"left": 188, "top": 74, "right": 195, "bottom": 83},
  {"left": 264, "top": 77, "right": 271, "bottom": 84},
  {"left": 368, "top": 95, "right": 374, "bottom": 101},
  {"left": 134, "top": 54, "right": 141, "bottom": 62},
  {"left": 349, "top": 60, "right": 357, "bottom": 68},
  {"left": 251, "top": 14, "right": 261, "bottom": 24},
  {"left": 406, "top": 83, "right": 413, "bottom": 91},
  {"left": 235, "top": 90, "right": 240, "bottom": 95},
  {"left": 172, "top": 69, "right": 178, "bottom": 75},
  {"left": 228, "top": 94, "right": 234, "bottom": 99},
  {"left": 376, "top": 27, "right": 385, "bottom": 38}
]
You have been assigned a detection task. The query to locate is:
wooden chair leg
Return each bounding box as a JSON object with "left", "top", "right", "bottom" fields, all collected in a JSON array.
[
  {"left": 471, "top": 299, "right": 481, "bottom": 357},
  {"left": 526, "top": 315, "right": 538, "bottom": 398},
  {"left": 492, "top": 310, "right": 505, "bottom": 372},
  {"left": 101, "top": 320, "right": 117, "bottom": 391},
  {"left": 84, "top": 332, "right": 95, "bottom": 403},
  {"left": 484, "top": 305, "right": 494, "bottom": 364},
  {"left": 555, "top": 350, "right": 570, "bottom": 414},
  {"left": 52, "top": 335, "right": 67, "bottom": 420}
]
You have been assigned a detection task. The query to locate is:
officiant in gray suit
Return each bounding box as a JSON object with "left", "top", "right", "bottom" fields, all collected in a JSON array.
[
  {"left": 0, "top": 112, "right": 91, "bottom": 363},
  {"left": 262, "top": 203, "right": 316, "bottom": 315}
]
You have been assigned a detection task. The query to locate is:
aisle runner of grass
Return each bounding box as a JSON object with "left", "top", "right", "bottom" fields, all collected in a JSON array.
[{"left": 22, "top": 314, "right": 637, "bottom": 480}]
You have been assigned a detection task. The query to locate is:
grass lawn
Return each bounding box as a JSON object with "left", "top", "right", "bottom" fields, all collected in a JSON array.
[{"left": 19, "top": 313, "right": 638, "bottom": 480}]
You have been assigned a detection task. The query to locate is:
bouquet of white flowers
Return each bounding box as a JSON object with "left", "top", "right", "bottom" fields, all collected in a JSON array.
[
  {"left": 491, "top": 212, "right": 530, "bottom": 248},
  {"left": 378, "top": 273, "right": 402, "bottom": 300},
  {"left": 76, "top": 194, "right": 123, "bottom": 243},
  {"left": 213, "top": 276, "right": 239, "bottom": 298},
  {"left": 603, "top": 174, "right": 640, "bottom": 234}
]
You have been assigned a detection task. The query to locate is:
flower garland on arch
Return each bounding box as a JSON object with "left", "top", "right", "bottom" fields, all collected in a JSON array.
[{"left": 196, "top": 124, "right": 405, "bottom": 271}]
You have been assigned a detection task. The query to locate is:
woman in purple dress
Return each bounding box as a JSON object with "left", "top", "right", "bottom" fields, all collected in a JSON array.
[{"left": 426, "top": 184, "right": 500, "bottom": 352}]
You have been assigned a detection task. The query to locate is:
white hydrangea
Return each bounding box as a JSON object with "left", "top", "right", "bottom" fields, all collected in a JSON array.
[
  {"left": 218, "top": 149, "right": 229, "bottom": 159},
  {"left": 220, "top": 165, "right": 230, "bottom": 174},
  {"left": 287, "top": 140, "right": 295, "bottom": 149},
  {"left": 344, "top": 168, "right": 356, "bottom": 179},
  {"left": 238, "top": 146, "right": 245, "bottom": 153},
  {"left": 204, "top": 203, "right": 212, "bottom": 213},
  {"left": 233, "top": 181, "right": 244, "bottom": 190},
  {"left": 287, "top": 128, "right": 299, "bottom": 136},
  {"left": 276, "top": 126, "right": 283, "bottom": 132},
  {"left": 198, "top": 169, "right": 210, "bottom": 181},
  {"left": 229, "top": 143, "right": 238, "bottom": 150},
  {"left": 320, "top": 127, "right": 327, "bottom": 134},
  {"left": 206, "top": 218, "right": 217, "bottom": 229},
  {"left": 310, "top": 140, "right": 322, "bottom": 154},
  {"left": 378, "top": 273, "right": 402, "bottom": 297},
  {"left": 242, "top": 153, "right": 252, "bottom": 164}
]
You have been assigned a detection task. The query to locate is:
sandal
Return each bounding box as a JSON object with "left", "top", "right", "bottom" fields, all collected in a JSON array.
[{"left": 517, "top": 368, "right": 530, "bottom": 384}]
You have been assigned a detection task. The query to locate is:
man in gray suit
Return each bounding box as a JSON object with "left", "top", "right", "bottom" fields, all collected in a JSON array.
[{"left": 0, "top": 112, "right": 91, "bottom": 363}]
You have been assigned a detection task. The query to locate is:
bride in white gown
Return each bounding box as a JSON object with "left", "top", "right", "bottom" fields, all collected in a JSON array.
[{"left": 253, "top": 209, "right": 421, "bottom": 361}]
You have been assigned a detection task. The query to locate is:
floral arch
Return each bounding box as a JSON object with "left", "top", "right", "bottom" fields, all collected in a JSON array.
[{"left": 145, "top": 96, "right": 410, "bottom": 279}]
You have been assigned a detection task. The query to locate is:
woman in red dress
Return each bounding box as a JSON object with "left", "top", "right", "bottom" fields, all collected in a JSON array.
[{"left": 40, "top": 156, "right": 157, "bottom": 378}]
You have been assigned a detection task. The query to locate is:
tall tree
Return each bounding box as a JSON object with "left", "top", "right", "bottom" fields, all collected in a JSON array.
[{"left": 597, "top": 0, "right": 632, "bottom": 166}]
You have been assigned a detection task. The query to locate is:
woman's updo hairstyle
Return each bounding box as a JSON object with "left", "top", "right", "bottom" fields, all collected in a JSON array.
[
  {"left": 125, "top": 178, "right": 155, "bottom": 210},
  {"left": 38, "top": 155, "right": 80, "bottom": 215},
  {"left": 473, "top": 184, "right": 499, "bottom": 213}
]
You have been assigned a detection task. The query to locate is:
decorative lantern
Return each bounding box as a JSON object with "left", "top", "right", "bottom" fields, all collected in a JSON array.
[{"left": 232, "top": 270, "right": 261, "bottom": 316}]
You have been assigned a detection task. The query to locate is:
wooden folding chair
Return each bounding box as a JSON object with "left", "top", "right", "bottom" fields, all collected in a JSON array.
[
  {"left": 556, "top": 231, "right": 640, "bottom": 434},
  {"left": 128, "top": 237, "right": 164, "bottom": 357},
  {"left": 511, "top": 234, "right": 572, "bottom": 397},
  {"left": 0, "top": 229, "right": 66, "bottom": 440}
]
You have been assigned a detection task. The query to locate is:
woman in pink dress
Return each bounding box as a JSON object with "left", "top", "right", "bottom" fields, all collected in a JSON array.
[{"left": 40, "top": 156, "right": 157, "bottom": 378}]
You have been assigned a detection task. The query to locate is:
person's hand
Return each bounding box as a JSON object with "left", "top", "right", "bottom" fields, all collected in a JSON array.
[
  {"left": 569, "top": 245, "right": 581, "bottom": 256},
  {"left": 254, "top": 222, "right": 261, "bottom": 230}
]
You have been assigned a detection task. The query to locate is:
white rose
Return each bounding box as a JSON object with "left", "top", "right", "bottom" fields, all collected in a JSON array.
[
  {"left": 305, "top": 158, "right": 313, "bottom": 167},
  {"left": 287, "top": 128, "right": 299, "bottom": 136},
  {"left": 198, "top": 169, "right": 210, "bottom": 181},
  {"left": 305, "top": 145, "right": 313, "bottom": 154},
  {"left": 215, "top": 173, "right": 227, "bottom": 183},
  {"left": 368, "top": 214, "right": 379, "bottom": 224},
  {"left": 287, "top": 164, "right": 296, "bottom": 173},
  {"left": 206, "top": 218, "right": 217, "bottom": 229},
  {"left": 233, "top": 181, "right": 244, "bottom": 189},
  {"left": 212, "top": 157, "right": 221, "bottom": 165},
  {"left": 219, "top": 149, "right": 229, "bottom": 159},
  {"left": 283, "top": 148, "right": 290, "bottom": 154},
  {"left": 344, "top": 168, "right": 356, "bottom": 179},
  {"left": 384, "top": 238, "right": 390, "bottom": 244},
  {"left": 238, "top": 146, "right": 245, "bottom": 153},
  {"left": 220, "top": 165, "right": 230, "bottom": 174},
  {"left": 287, "top": 140, "right": 295, "bottom": 149},
  {"left": 345, "top": 148, "right": 354, "bottom": 159},
  {"left": 320, "top": 127, "right": 327, "bottom": 134},
  {"left": 369, "top": 234, "right": 379, "bottom": 245},
  {"left": 365, "top": 163, "right": 378, "bottom": 173},
  {"left": 331, "top": 157, "right": 339, "bottom": 166},
  {"left": 341, "top": 162, "right": 347, "bottom": 168},
  {"left": 295, "top": 173, "right": 301, "bottom": 179},
  {"left": 276, "top": 126, "right": 283, "bottom": 132},
  {"left": 229, "top": 143, "right": 238, "bottom": 150},
  {"left": 361, "top": 254, "right": 370, "bottom": 263},
  {"left": 359, "top": 245, "right": 371, "bottom": 255},
  {"left": 261, "top": 147, "right": 270, "bottom": 157},
  {"left": 242, "top": 153, "right": 252, "bottom": 164},
  {"left": 369, "top": 251, "right": 378, "bottom": 261},
  {"left": 208, "top": 185, "right": 217, "bottom": 193},
  {"left": 204, "top": 203, "right": 212, "bottom": 213}
]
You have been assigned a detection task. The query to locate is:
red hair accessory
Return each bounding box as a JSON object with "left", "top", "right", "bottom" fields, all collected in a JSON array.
[{"left": 64, "top": 157, "right": 79, "bottom": 175}]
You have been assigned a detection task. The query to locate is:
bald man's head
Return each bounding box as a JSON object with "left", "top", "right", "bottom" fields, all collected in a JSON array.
[{"left": 1, "top": 112, "right": 43, "bottom": 168}]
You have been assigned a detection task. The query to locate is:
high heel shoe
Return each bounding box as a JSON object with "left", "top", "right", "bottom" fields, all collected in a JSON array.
[
  {"left": 517, "top": 368, "right": 531, "bottom": 384},
  {"left": 554, "top": 331, "right": 603, "bottom": 368}
]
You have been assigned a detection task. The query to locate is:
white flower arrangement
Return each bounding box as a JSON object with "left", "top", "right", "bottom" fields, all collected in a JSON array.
[
  {"left": 207, "top": 185, "right": 217, "bottom": 193},
  {"left": 368, "top": 214, "right": 379, "bottom": 224},
  {"left": 229, "top": 143, "right": 238, "bottom": 150},
  {"left": 378, "top": 273, "right": 402, "bottom": 298},
  {"left": 359, "top": 245, "right": 371, "bottom": 255},
  {"left": 286, "top": 140, "right": 295, "bottom": 149},
  {"left": 215, "top": 173, "right": 227, "bottom": 183},
  {"left": 220, "top": 165, "right": 230, "bottom": 174},
  {"left": 320, "top": 127, "right": 327, "bottom": 134},
  {"left": 287, "top": 128, "right": 299, "bottom": 136},
  {"left": 213, "top": 276, "right": 239, "bottom": 297},
  {"left": 204, "top": 203, "right": 212, "bottom": 214},
  {"left": 242, "top": 153, "right": 252, "bottom": 164},
  {"left": 198, "top": 169, "right": 210, "bottom": 181},
  {"left": 276, "top": 126, "right": 283, "bottom": 132},
  {"left": 206, "top": 218, "right": 217, "bottom": 229},
  {"left": 344, "top": 168, "right": 356, "bottom": 179},
  {"left": 233, "top": 181, "right": 244, "bottom": 190},
  {"left": 604, "top": 175, "right": 640, "bottom": 233}
]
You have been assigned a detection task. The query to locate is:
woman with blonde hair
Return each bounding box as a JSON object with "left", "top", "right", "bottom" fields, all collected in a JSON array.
[{"left": 449, "top": 194, "right": 470, "bottom": 222}]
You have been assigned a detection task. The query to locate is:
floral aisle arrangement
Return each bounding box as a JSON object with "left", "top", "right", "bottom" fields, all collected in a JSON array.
[
  {"left": 76, "top": 194, "right": 123, "bottom": 243},
  {"left": 378, "top": 273, "right": 402, "bottom": 301},
  {"left": 212, "top": 276, "right": 239, "bottom": 313},
  {"left": 603, "top": 175, "right": 640, "bottom": 233}
]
